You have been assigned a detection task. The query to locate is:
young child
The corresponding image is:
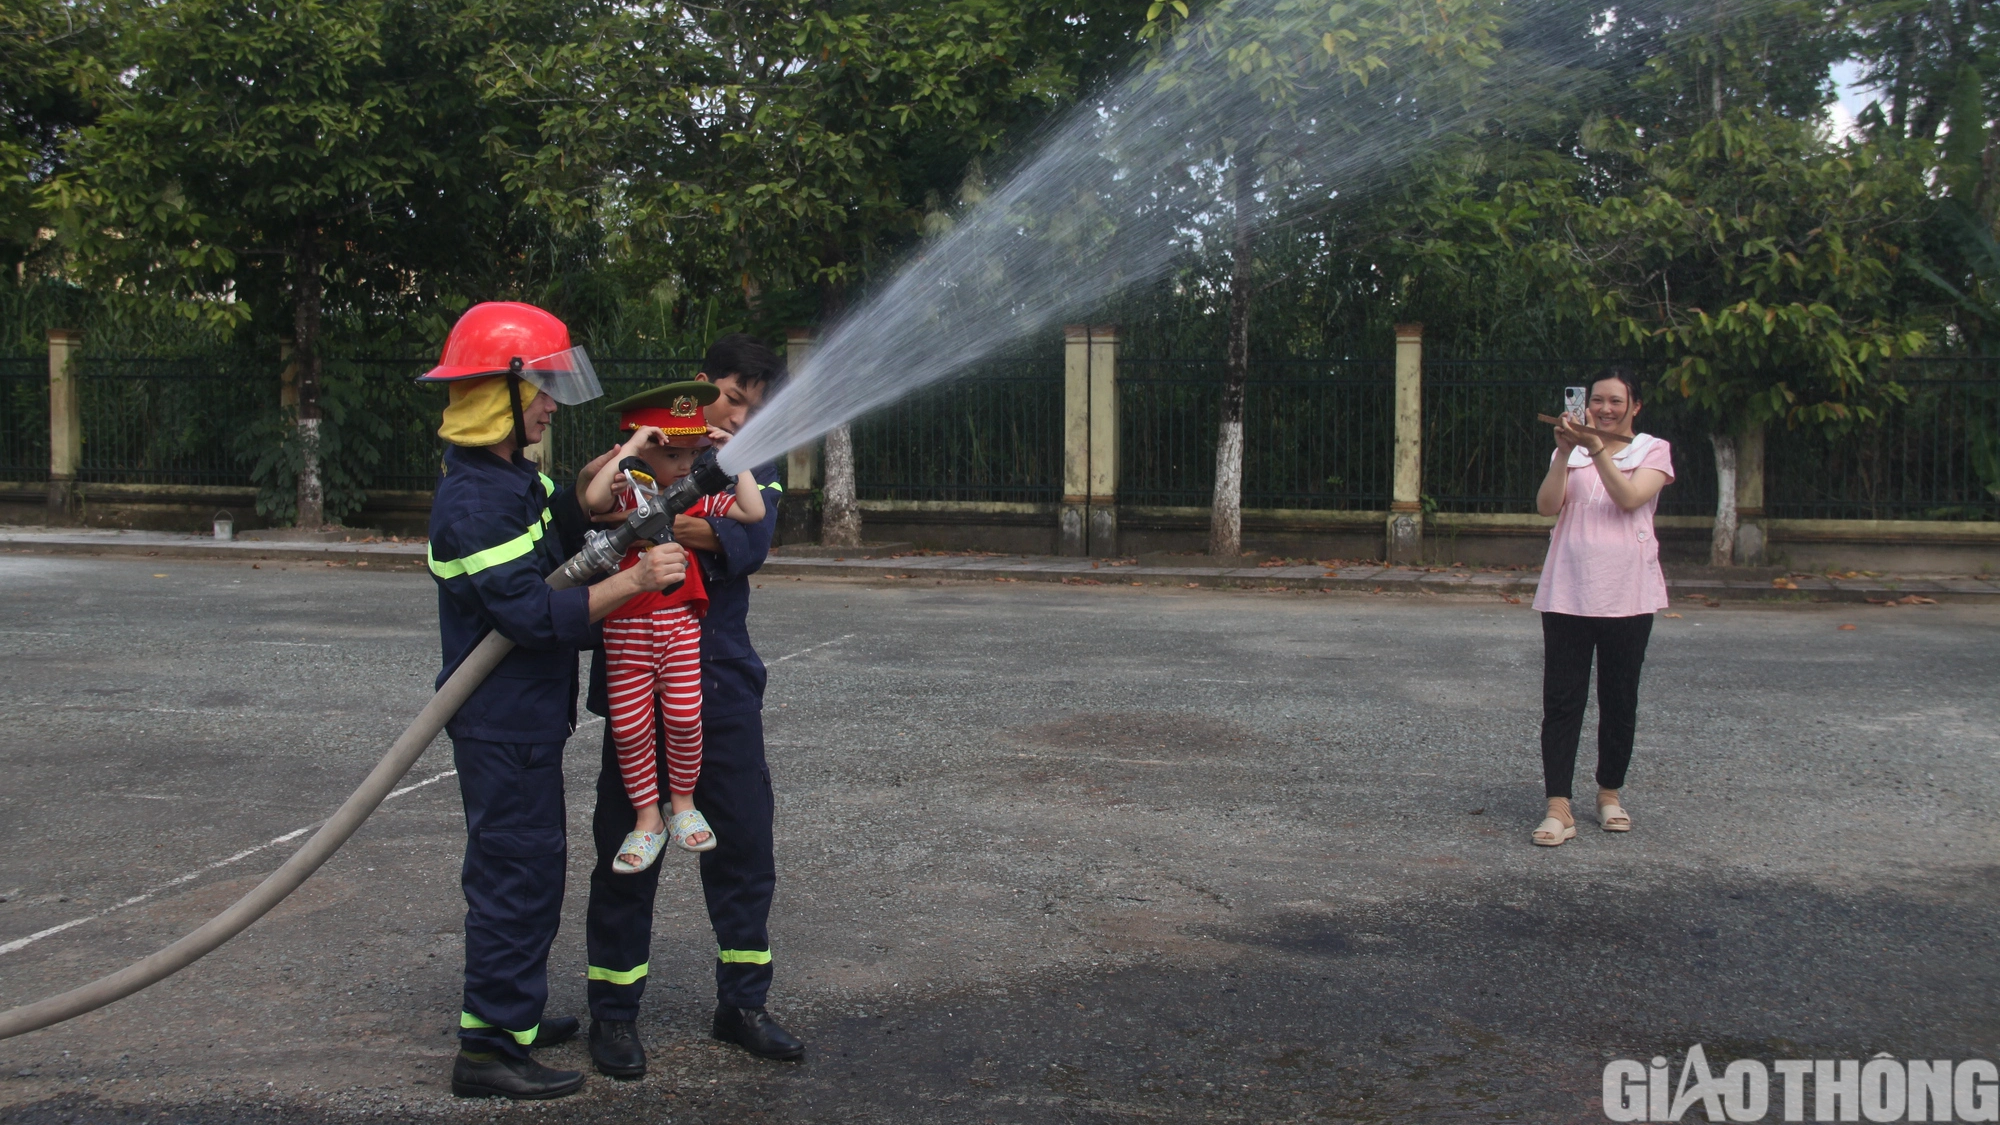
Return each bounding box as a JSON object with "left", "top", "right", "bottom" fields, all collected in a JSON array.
[{"left": 583, "top": 381, "right": 767, "bottom": 874}]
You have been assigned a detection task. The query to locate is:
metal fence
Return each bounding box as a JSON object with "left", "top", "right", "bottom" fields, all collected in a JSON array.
[
  {"left": 0, "top": 357, "right": 46, "bottom": 483},
  {"left": 1766, "top": 358, "right": 2000, "bottom": 520},
  {"left": 852, "top": 359, "right": 1063, "bottom": 502},
  {"left": 1120, "top": 359, "right": 1393, "bottom": 509},
  {"left": 75, "top": 356, "right": 279, "bottom": 486},
  {"left": 8, "top": 348, "right": 1998, "bottom": 527},
  {"left": 324, "top": 358, "right": 447, "bottom": 492},
  {"left": 1422, "top": 360, "right": 1718, "bottom": 517}
]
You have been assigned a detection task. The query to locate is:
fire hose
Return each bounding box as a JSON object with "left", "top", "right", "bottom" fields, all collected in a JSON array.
[{"left": 0, "top": 460, "right": 732, "bottom": 1041}]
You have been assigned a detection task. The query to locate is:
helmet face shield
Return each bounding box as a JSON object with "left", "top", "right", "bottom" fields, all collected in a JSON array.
[{"left": 519, "top": 346, "right": 603, "bottom": 405}]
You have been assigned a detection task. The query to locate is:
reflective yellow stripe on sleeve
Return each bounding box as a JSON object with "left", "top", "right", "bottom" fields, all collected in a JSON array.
[
  {"left": 762, "top": 481, "right": 783, "bottom": 491},
  {"left": 716, "top": 948, "right": 772, "bottom": 965},
  {"left": 427, "top": 508, "right": 554, "bottom": 579},
  {"left": 460, "top": 1011, "right": 539, "bottom": 1045},
  {"left": 586, "top": 962, "right": 649, "bottom": 985}
]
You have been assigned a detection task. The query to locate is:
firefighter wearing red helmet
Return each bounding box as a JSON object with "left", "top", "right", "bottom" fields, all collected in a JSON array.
[{"left": 419, "top": 302, "right": 687, "bottom": 1100}]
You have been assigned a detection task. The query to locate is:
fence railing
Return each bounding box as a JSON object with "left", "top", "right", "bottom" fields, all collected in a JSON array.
[
  {"left": 1766, "top": 359, "right": 2000, "bottom": 521},
  {"left": 1421, "top": 361, "right": 1719, "bottom": 518},
  {"left": 6, "top": 342, "right": 1998, "bottom": 535},
  {"left": 1119, "top": 359, "right": 1392, "bottom": 509},
  {"left": 0, "top": 357, "right": 46, "bottom": 484},
  {"left": 851, "top": 358, "right": 1063, "bottom": 503},
  {"left": 75, "top": 357, "right": 278, "bottom": 487}
]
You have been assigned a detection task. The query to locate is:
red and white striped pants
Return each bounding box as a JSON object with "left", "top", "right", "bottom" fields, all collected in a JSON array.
[{"left": 601, "top": 605, "right": 703, "bottom": 809}]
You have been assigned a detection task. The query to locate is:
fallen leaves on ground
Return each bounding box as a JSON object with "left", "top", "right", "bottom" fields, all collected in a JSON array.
[
  {"left": 1772, "top": 577, "right": 1799, "bottom": 589},
  {"left": 1662, "top": 612, "right": 1683, "bottom": 618},
  {"left": 1839, "top": 624, "right": 1856, "bottom": 630},
  {"left": 1063, "top": 576, "right": 1103, "bottom": 586},
  {"left": 1866, "top": 594, "right": 1936, "bottom": 606},
  {"left": 1501, "top": 594, "right": 1522, "bottom": 604}
]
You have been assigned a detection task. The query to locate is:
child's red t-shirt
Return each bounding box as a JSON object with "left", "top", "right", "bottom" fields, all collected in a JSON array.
[{"left": 604, "top": 490, "right": 737, "bottom": 620}]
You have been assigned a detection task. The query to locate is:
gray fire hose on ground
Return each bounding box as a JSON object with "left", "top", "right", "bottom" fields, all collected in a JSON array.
[{"left": 0, "top": 460, "right": 730, "bottom": 1042}]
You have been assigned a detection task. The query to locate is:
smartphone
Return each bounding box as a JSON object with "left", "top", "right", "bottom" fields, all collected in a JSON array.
[{"left": 1563, "top": 386, "right": 1587, "bottom": 423}]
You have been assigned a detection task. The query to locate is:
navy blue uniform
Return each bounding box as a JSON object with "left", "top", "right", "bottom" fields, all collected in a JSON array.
[
  {"left": 428, "top": 444, "right": 593, "bottom": 1060},
  {"left": 569, "top": 461, "right": 782, "bottom": 1018}
]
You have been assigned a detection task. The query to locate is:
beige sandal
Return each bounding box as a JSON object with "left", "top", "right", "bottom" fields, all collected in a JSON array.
[
  {"left": 1532, "top": 816, "right": 1577, "bottom": 847},
  {"left": 1597, "top": 801, "right": 1632, "bottom": 832}
]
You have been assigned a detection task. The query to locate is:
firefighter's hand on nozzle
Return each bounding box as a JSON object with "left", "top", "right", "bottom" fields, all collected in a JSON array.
[{"left": 630, "top": 542, "right": 687, "bottom": 592}]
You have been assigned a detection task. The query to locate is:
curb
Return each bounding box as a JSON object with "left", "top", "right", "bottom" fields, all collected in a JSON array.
[
  {"left": 757, "top": 555, "right": 2000, "bottom": 604},
  {"left": 0, "top": 530, "right": 428, "bottom": 567},
  {"left": 4, "top": 531, "right": 1995, "bottom": 604}
]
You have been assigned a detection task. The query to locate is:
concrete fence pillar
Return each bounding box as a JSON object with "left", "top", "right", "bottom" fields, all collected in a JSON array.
[
  {"left": 1734, "top": 425, "right": 1767, "bottom": 565},
  {"left": 1386, "top": 323, "right": 1424, "bottom": 564},
  {"left": 46, "top": 329, "right": 82, "bottom": 520},
  {"left": 1061, "top": 324, "right": 1119, "bottom": 556}
]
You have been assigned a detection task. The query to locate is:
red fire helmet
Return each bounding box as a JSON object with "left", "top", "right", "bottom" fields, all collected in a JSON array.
[{"left": 416, "top": 301, "right": 603, "bottom": 405}]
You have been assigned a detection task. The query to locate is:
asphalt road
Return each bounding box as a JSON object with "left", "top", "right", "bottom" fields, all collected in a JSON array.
[{"left": 0, "top": 556, "right": 1994, "bottom": 1124}]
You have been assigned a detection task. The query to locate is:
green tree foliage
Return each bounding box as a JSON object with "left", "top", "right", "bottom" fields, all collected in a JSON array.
[
  {"left": 480, "top": 0, "right": 1125, "bottom": 325},
  {"left": 0, "top": 0, "right": 101, "bottom": 277},
  {"left": 39, "top": 0, "right": 561, "bottom": 524}
]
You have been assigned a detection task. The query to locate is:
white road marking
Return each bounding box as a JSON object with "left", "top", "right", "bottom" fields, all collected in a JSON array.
[
  {"left": 0, "top": 768, "right": 460, "bottom": 957},
  {"left": 245, "top": 641, "right": 334, "bottom": 648},
  {"left": 385, "top": 768, "right": 458, "bottom": 800},
  {"left": 770, "top": 634, "right": 856, "bottom": 664}
]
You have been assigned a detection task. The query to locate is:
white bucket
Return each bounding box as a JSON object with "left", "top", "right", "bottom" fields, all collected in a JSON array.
[{"left": 213, "top": 511, "right": 234, "bottom": 541}]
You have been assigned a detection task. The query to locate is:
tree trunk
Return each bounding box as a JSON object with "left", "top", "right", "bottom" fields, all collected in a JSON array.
[
  {"left": 293, "top": 229, "right": 325, "bottom": 529},
  {"left": 1709, "top": 432, "right": 1738, "bottom": 567},
  {"left": 821, "top": 423, "right": 861, "bottom": 547},
  {"left": 1208, "top": 156, "right": 1254, "bottom": 558},
  {"left": 816, "top": 275, "right": 860, "bottom": 549}
]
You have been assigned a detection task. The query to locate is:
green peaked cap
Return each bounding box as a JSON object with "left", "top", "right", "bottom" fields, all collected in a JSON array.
[
  {"left": 605, "top": 380, "right": 719, "bottom": 434},
  {"left": 604, "top": 379, "right": 719, "bottom": 414}
]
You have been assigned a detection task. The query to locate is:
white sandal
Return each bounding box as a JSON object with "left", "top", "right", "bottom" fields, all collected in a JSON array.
[
  {"left": 612, "top": 828, "right": 667, "bottom": 874},
  {"left": 668, "top": 808, "right": 718, "bottom": 853},
  {"left": 1532, "top": 816, "right": 1577, "bottom": 847},
  {"left": 1598, "top": 802, "right": 1632, "bottom": 832}
]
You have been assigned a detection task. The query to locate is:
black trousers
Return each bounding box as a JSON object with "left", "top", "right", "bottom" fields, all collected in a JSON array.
[
  {"left": 1539, "top": 612, "right": 1654, "bottom": 799},
  {"left": 585, "top": 707, "right": 775, "bottom": 1019},
  {"left": 453, "top": 737, "right": 567, "bottom": 1060}
]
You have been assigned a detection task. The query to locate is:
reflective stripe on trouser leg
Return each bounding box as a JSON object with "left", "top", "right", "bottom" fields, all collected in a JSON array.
[
  {"left": 695, "top": 708, "right": 776, "bottom": 1009},
  {"left": 587, "top": 962, "right": 649, "bottom": 985},
  {"left": 460, "top": 1011, "right": 539, "bottom": 1046},
  {"left": 586, "top": 715, "right": 663, "bottom": 1022},
  {"left": 718, "top": 948, "right": 771, "bottom": 965},
  {"left": 454, "top": 737, "right": 568, "bottom": 1061}
]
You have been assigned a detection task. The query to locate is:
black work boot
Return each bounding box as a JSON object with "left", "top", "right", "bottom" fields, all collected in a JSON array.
[
  {"left": 589, "top": 1018, "right": 647, "bottom": 1078},
  {"left": 528, "top": 1015, "right": 580, "bottom": 1049},
  {"left": 712, "top": 1004, "right": 805, "bottom": 1061},
  {"left": 450, "top": 1051, "right": 586, "bottom": 1099}
]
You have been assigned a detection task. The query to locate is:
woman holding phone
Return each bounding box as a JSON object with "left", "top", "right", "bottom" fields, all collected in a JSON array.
[{"left": 1530, "top": 368, "right": 1675, "bottom": 847}]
